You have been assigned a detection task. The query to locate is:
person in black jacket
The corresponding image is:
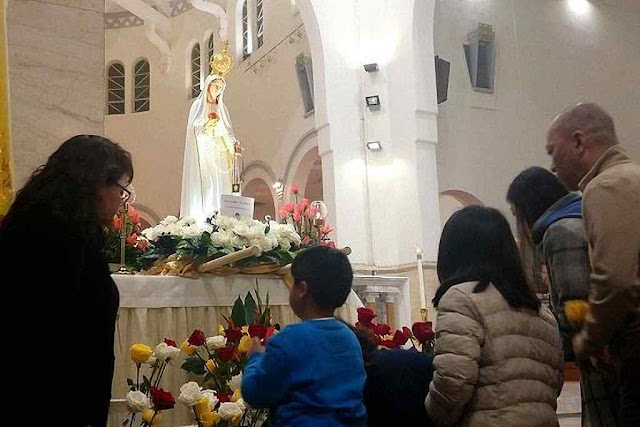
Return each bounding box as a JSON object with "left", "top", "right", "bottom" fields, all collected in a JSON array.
[
  {"left": 0, "top": 135, "right": 133, "bottom": 426},
  {"left": 349, "top": 325, "right": 434, "bottom": 427}
]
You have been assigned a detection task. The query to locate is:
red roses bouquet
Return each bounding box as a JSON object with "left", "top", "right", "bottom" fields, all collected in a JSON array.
[{"left": 356, "top": 307, "right": 436, "bottom": 358}]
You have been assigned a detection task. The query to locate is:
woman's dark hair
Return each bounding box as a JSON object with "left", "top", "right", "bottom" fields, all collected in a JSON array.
[
  {"left": 506, "top": 167, "right": 568, "bottom": 230},
  {"left": 433, "top": 205, "right": 540, "bottom": 311},
  {"left": 1, "top": 135, "right": 133, "bottom": 240}
]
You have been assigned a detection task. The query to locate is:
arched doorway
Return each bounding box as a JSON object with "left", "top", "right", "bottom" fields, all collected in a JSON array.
[
  {"left": 243, "top": 178, "right": 276, "bottom": 221},
  {"left": 290, "top": 145, "right": 323, "bottom": 202},
  {"left": 439, "top": 189, "right": 483, "bottom": 227}
]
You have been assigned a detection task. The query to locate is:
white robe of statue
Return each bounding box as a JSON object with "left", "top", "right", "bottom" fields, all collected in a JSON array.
[{"left": 180, "top": 74, "right": 237, "bottom": 223}]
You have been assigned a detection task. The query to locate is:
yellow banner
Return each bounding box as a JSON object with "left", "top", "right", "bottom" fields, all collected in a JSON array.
[{"left": 0, "top": 0, "right": 13, "bottom": 216}]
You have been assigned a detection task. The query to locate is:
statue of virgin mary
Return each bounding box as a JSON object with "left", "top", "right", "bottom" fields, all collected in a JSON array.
[{"left": 180, "top": 46, "right": 238, "bottom": 223}]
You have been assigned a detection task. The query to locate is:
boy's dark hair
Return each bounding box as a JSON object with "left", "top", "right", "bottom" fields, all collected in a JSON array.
[{"left": 291, "top": 245, "right": 353, "bottom": 310}]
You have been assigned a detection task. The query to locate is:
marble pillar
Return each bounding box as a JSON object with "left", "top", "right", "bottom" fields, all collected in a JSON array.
[{"left": 6, "top": 0, "right": 105, "bottom": 187}]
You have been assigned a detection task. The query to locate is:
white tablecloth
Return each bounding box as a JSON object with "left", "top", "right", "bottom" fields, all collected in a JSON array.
[{"left": 109, "top": 274, "right": 362, "bottom": 426}]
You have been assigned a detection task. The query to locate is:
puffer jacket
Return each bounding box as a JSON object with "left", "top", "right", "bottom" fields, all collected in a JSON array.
[{"left": 425, "top": 282, "right": 564, "bottom": 427}]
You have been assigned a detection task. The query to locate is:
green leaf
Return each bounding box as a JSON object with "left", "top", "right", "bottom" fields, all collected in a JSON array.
[
  {"left": 244, "top": 292, "right": 257, "bottom": 325},
  {"left": 230, "top": 296, "right": 246, "bottom": 327},
  {"left": 181, "top": 356, "right": 206, "bottom": 375},
  {"left": 127, "top": 378, "right": 134, "bottom": 387},
  {"left": 254, "top": 280, "right": 263, "bottom": 312}
]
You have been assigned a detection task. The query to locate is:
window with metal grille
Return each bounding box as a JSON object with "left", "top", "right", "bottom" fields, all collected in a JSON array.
[
  {"left": 256, "top": 0, "right": 264, "bottom": 49},
  {"left": 207, "top": 33, "right": 215, "bottom": 75},
  {"left": 242, "top": 0, "right": 251, "bottom": 59},
  {"left": 191, "top": 43, "right": 201, "bottom": 99},
  {"left": 107, "top": 62, "right": 125, "bottom": 115},
  {"left": 133, "top": 59, "right": 150, "bottom": 112}
]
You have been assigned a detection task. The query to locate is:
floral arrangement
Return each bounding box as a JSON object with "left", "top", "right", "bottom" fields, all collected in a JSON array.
[
  {"left": 105, "top": 204, "right": 148, "bottom": 271},
  {"left": 356, "top": 307, "right": 436, "bottom": 358},
  {"left": 124, "top": 339, "right": 180, "bottom": 426},
  {"left": 136, "top": 215, "right": 302, "bottom": 276},
  {"left": 278, "top": 184, "right": 334, "bottom": 248},
  {"left": 179, "top": 288, "right": 275, "bottom": 426}
]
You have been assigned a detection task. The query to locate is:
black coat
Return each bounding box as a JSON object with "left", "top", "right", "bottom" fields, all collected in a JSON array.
[
  {"left": 364, "top": 348, "right": 434, "bottom": 427},
  {"left": 0, "top": 206, "right": 119, "bottom": 426}
]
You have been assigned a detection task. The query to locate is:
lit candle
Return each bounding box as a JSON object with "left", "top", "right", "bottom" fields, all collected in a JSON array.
[{"left": 416, "top": 247, "right": 427, "bottom": 312}]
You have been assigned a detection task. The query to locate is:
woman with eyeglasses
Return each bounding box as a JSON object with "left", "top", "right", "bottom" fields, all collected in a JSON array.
[{"left": 0, "top": 135, "right": 133, "bottom": 426}]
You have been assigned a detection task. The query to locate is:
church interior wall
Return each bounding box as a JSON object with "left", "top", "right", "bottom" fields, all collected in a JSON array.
[{"left": 434, "top": 0, "right": 640, "bottom": 221}]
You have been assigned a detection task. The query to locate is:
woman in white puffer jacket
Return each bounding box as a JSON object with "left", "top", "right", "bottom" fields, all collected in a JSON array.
[{"left": 426, "top": 206, "right": 564, "bottom": 427}]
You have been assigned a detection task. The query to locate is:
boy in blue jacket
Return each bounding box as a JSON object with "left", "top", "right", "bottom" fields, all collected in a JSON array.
[{"left": 242, "top": 246, "right": 366, "bottom": 426}]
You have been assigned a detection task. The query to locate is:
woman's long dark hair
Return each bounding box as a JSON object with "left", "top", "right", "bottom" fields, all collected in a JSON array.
[
  {"left": 506, "top": 167, "right": 568, "bottom": 292},
  {"left": 1, "top": 135, "right": 133, "bottom": 242},
  {"left": 506, "top": 166, "right": 568, "bottom": 231},
  {"left": 433, "top": 205, "right": 540, "bottom": 311}
]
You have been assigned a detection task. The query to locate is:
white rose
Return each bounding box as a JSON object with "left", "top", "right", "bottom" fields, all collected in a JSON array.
[
  {"left": 210, "top": 231, "right": 230, "bottom": 247},
  {"left": 178, "top": 382, "right": 203, "bottom": 406},
  {"left": 215, "top": 216, "right": 238, "bottom": 231},
  {"left": 201, "top": 389, "right": 219, "bottom": 411},
  {"left": 155, "top": 342, "right": 180, "bottom": 363},
  {"left": 126, "top": 390, "right": 151, "bottom": 413},
  {"left": 160, "top": 215, "right": 179, "bottom": 226},
  {"left": 177, "top": 217, "right": 197, "bottom": 227},
  {"left": 218, "top": 402, "right": 243, "bottom": 420},
  {"left": 199, "top": 223, "right": 213, "bottom": 234},
  {"left": 206, "top": 336, "right": 226, "bottom": 351},
  {"left": 181, "top": 223, "right": 202, "bottom": 239},
  {"left": 145, "top": 355, "right": 158, "bottom": 367},
  {"left": 235, "top": 398, "right": 246, "bottom": 412},
  {"left": 228, "top": 373, "right": 242, "bottom": 392},
  {"left": 141, "top": 227, "right": 154, "bottom": 240}
]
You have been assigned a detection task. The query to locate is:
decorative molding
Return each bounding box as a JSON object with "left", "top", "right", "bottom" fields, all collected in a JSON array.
[
  {"left": 105, "top": 11, "right": 144, "bottom": 29},
  {"left": 243, "top": 24, "right": 305, "bottom": 75},
  {"left": 282, "top": 128, "right": 318, "bottom": 184},
  {"left": 105, "top": 0, "right": 193, "bottom": 29},
  {"left": 242, "top": 160, "right": 277, "bottom": 183}
]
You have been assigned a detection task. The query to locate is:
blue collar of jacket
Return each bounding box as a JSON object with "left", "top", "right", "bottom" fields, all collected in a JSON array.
[{"left": 531, "top": 192, "right": 582, "bottom": 245}]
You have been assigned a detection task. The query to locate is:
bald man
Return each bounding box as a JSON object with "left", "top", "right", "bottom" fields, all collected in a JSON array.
[{"left": 546, "top": 103, "right": 640, "bottom": 425}]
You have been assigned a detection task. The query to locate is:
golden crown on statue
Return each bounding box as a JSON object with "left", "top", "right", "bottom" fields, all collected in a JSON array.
[{"left": 210, "top": 41, "right": 233, "bottom": 77}]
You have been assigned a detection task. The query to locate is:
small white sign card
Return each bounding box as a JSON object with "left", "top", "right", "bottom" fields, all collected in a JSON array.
[{"left": 220, "top": 194, "right": 255, "bottom": 220}]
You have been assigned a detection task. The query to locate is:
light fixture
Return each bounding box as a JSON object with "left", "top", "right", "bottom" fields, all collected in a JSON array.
[
  {"left": 366, "top": 141, "right": 382, "bottom": 151},
  {"left": 365, "top": 95, "right": 380, "bottom": 109},
  {"left": 363, "top": 63, "right": 379, "bottom": 72}
]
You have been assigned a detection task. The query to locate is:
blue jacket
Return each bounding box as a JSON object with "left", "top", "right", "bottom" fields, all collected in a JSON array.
[{"left": 242, "top": 318, "right": 367, "bottom": 426}]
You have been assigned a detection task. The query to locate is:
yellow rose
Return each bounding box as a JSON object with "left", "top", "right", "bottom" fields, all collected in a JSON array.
[
  {"left": 195, "top": 397, "right": 210, "bottom": 418},
  {"left": 241, "top": 325, "right": 249, "bottom": 335},
  {"left": 130, "top": 343, "right": 153, "bottom": 364},
  {"left": 201, "top": 411, "right": 221, "bottom": 426},
  {"left": 205, "top": 359, "right": 217, "bottom": 374},
  {"left": 181, "top": 340, "right": 198, "bottom": 356},
  {"left": 218, "top": 324, "right": 225, "bottom": 335},
  {"left": 141, "top": 409, "right": 161, "bottom": 426},
  {"left": 565, "top": 300, "right": 589, "bottom": 324},
  {"left": 231, "top": 389, "right": 242, "bottom": 403},
  {"left": 238, "top": 336, "right": 252, "bottom": 353}
]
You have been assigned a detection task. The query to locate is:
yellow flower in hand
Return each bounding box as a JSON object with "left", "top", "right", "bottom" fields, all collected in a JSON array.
[
  {"left": 141, "top": 409, "right": 161, "bottom": 426},
  {"left": 130, "top": 343, "right": 153, "bottom": 364},
  {"left": 205, "top": 359, "right": 217, "bottom": 375},
  {"left": 565, "top": 300, "right": 589, "bottom": 325},
  {"left": 238, "top": 336, "right": 253, "bottom": 353},
  {"left": 181, "top": 340, "right": 198, "bottom": 356},
  {"left": 201, "top": 411, "right": 221, "bottom": 426}
]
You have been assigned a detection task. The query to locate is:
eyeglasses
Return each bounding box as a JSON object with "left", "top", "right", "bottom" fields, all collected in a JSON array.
[{"left": 116, "top": 183, "right": 131, "bottom": 205}]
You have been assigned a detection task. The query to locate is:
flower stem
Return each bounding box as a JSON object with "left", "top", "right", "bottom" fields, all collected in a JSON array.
[{"left": 136, "top": 364, "right": 141, "bottom": 390}]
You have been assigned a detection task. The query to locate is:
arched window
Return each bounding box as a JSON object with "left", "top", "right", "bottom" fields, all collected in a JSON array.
[
  {"left": 256, "top": 0, "right": 264, "bottom": 48},
  {"left": 241, "top": 0, "right": 251, "bottom": 59},
  {"left": 191, "top": 43, "right": 201, "bottom": 99},
  {"left": 207, "top": 33, "right": 215, "bottom": 75},
  {"left": 133, "top": 59, "right": 150, "bottom": 112},
  {"left": 107, "top": 62, "right": 125, "bottom": 115}
]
